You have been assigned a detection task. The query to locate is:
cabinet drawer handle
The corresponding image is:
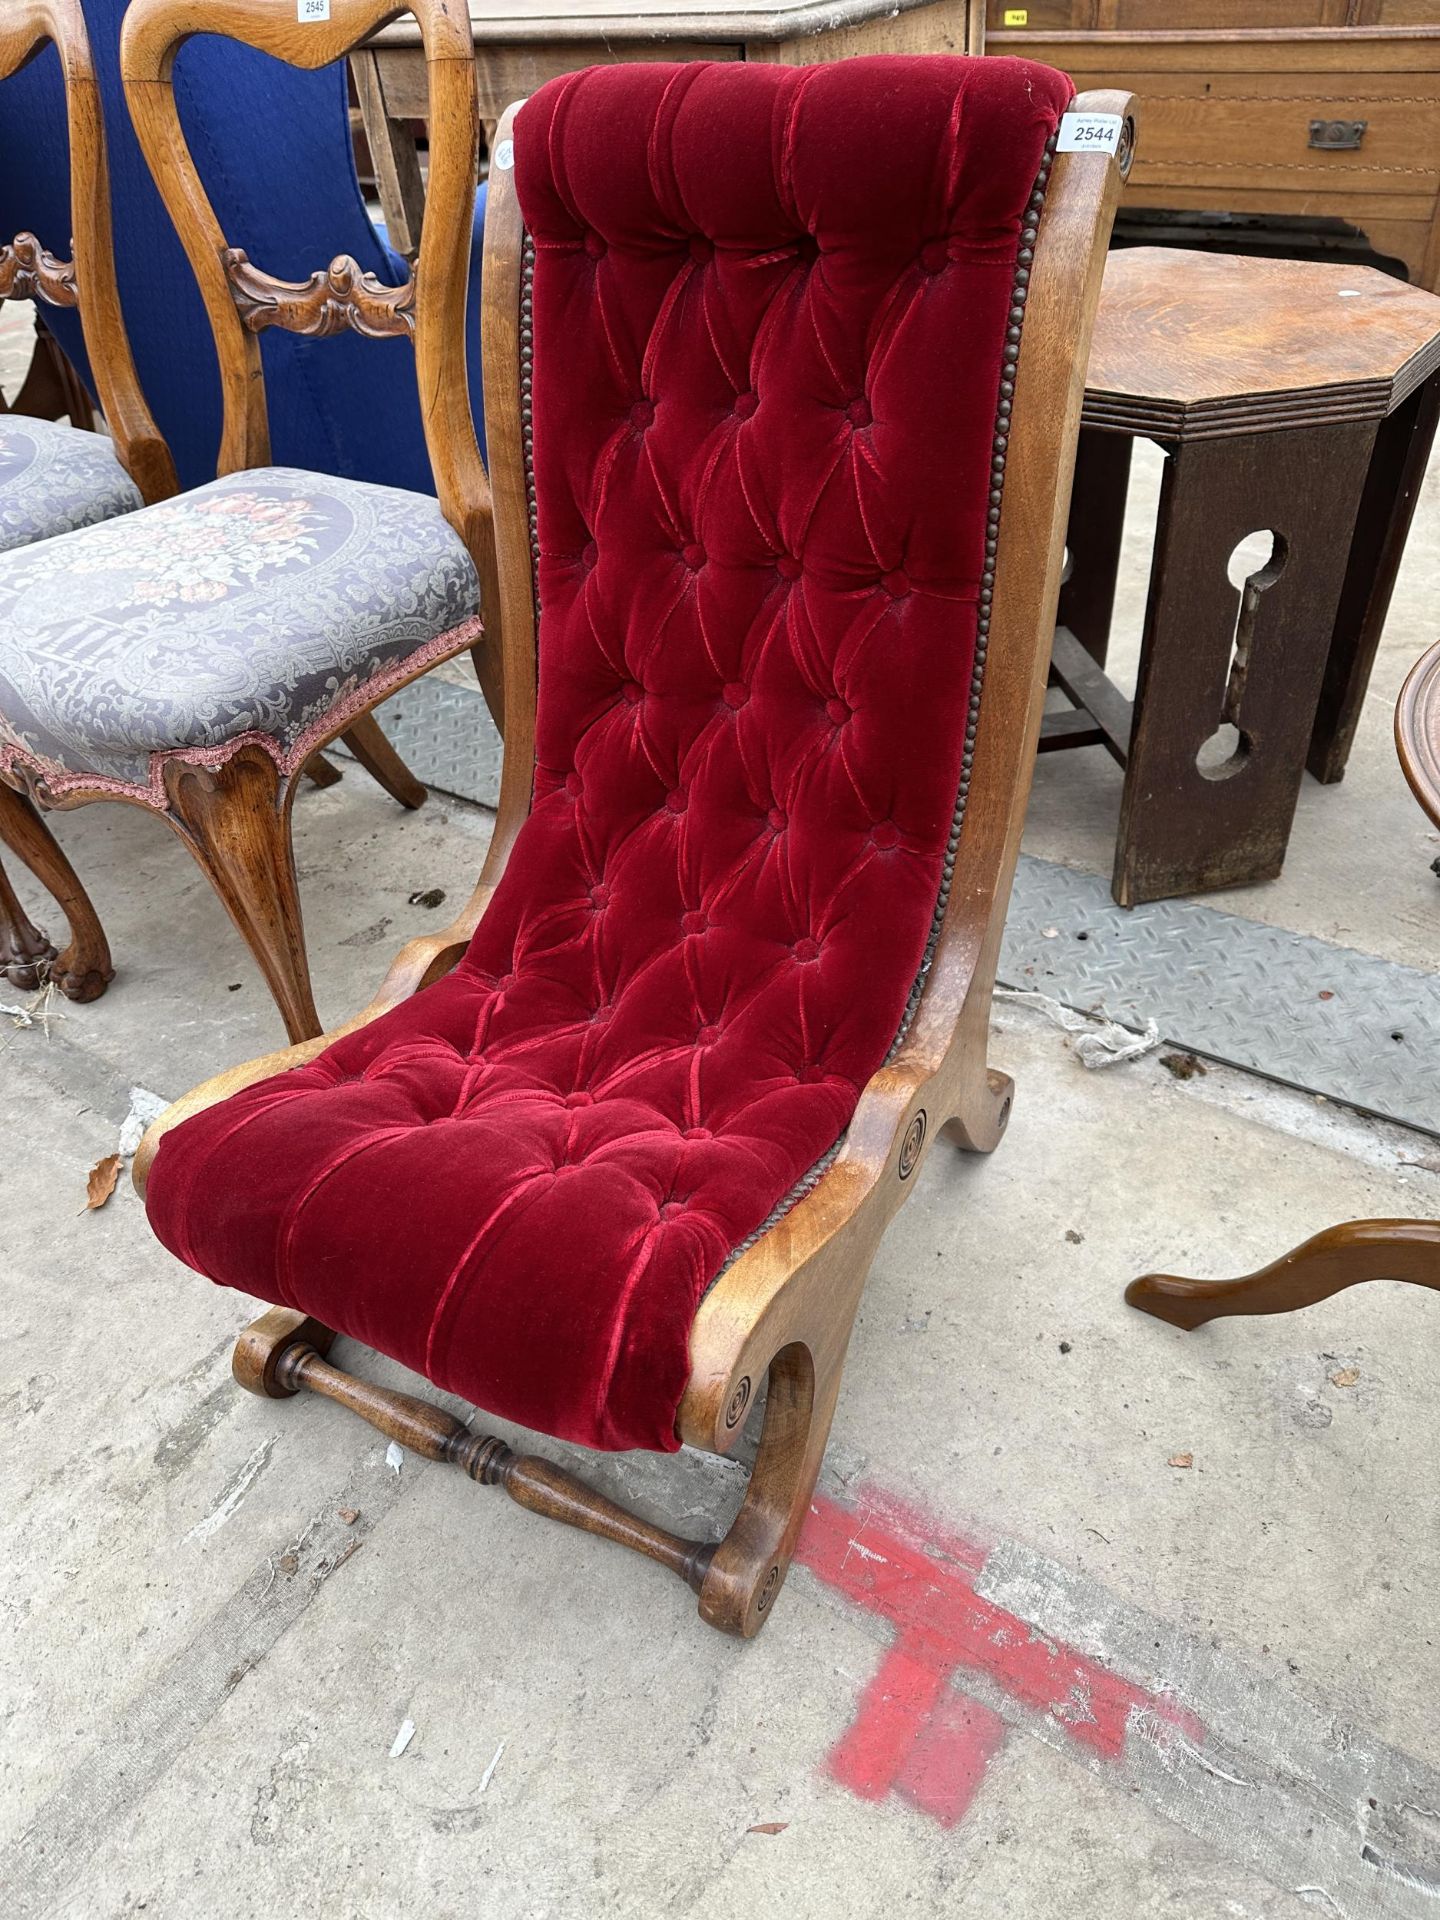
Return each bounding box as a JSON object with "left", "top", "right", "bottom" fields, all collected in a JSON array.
[{"left": 1308, "top": 119, "right": 1367, "bottom": 151}]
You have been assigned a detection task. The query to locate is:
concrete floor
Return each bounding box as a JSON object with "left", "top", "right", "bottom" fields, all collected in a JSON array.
[{"left": 3, "top": 319, "right": 1439, "bottom": 1917}]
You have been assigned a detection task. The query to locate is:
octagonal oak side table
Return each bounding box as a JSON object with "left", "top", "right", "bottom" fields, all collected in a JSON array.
[{"left": 1050, "top": 247, "right": 1440, "bottom": 907}]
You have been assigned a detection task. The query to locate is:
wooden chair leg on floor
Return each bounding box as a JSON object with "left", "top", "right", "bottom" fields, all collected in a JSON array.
[
  {"left": 0, "top": 781, "right": 113, "bottom": 1000},
  {"left": 305, "top": 752, "right": 343, "bottom": 789},
  {"left": 1127, "top": 1220, "right": 1440, "bottom": 1330},
  {"left": 338, "top": 712, "right": 426, "bottom": 810},
  {"left": 161, "top": 746, "right": 321, "bottom": 1043}
]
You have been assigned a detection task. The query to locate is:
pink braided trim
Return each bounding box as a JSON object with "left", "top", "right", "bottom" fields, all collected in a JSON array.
[{"left": 0, "top": 614, "right": 484, "bottom": 810}]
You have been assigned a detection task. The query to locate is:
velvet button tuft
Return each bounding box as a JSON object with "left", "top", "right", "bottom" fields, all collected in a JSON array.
[
  {"left": 776, "top": 554, "right": 802, "bottom": 580},
  {"left": 871, "top": 822, "right": 900, "bottom": 851},
  {"left": 589, "top": 884, "right": 610, "bottom": 908},
  {"left": 688, "top": 235, "right": 714, "bottom": 264},
  {"left": 682, "top": 542, "right": 705, "bottom": 570},
  {"left": 695, "top": 1025, "right": 720, "bottom": 1048},
  {"left": 796, "top": 234, "right": 820, "bottom": 263},
  {"left": 793, "top": 937, "right": 821, "bottom": 963},
  {"left": 582, "top": 540, "right": 599, "bottom": 569},
  {"left": 825, "top": 697, "right": 850, "bottom": 726},
  {"left": 920, "top": 239, "right": 950, "bottom": 274},
  {"left": 846, "top": 397, "right": 872, "bottom": 428},
  {"left": 565, "top": 772, "right": 583, "bottom": 798},
  {"left": 665, "top": 787, "right": 688, "bottom": 814},
  {"left": 733, "top": 390, "right": 757, "bottom": 419},
  {"left": 682, "top": 911, "right": 708, "bottom": 937},
  {"left": 722, "top": 681, "right": 749, "bottom": 710},
  {"left": 565, "top": 1090, "right": 594, "bottom": 1107},
  {"left": 683, "top": 1125, "right": 712, "bottom": 1140},
  {"left": 630, "top": 398, "right": 655, "bottom": 429},
  {"left": 621, "top": 680, "right": 643, "bottom": 706},
  {"left": 882, "top": 569, "right": 910, "bottom": 598},
  {"left": 584, "top": 231, "right": 607, "bottom": 259},
  {"left": 767, "top": 806, "right": 787, "bottom": 832}
]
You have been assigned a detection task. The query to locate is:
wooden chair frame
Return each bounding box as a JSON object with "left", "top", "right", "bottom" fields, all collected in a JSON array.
[
  {"left": 0, "top": 0, "right": 177, "bottom": 501},
  {"left": 136, "top": 86, "right": 1135, "bottom": 1638},
  {"left": 1, "top": 0, "right": 500, "bottom": 1038},
  {"left": 0, "top": 0, "right": 178, "bottom": 1003}
]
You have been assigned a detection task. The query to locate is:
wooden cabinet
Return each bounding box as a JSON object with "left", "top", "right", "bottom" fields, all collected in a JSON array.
[{"left": 990, "top": 20, "right": 1440, "bottom": 287}]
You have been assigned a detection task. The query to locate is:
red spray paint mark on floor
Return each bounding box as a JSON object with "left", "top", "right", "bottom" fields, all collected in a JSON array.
[{"left": 797, "top": 1488, "right": 1201, "bottom": 1827}]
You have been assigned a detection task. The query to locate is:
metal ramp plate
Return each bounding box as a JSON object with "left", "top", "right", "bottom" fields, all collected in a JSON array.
[
  {"left": 1002, "top": 854, "right": 1440, "bottom": 1139},
  {"left": 335, "top": 674, "right": 503, "bottom": 809},
  {"left": 347, "top": 677, "right": 1439, "bottom": 1137}
]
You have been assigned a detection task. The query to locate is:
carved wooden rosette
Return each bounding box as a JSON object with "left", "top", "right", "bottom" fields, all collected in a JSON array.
[
  {"left": 221, "top": 248, "right": 415, "bottom": 340},
  {"left": 0, "top": 232, "right": 78, "bottom": 308}
]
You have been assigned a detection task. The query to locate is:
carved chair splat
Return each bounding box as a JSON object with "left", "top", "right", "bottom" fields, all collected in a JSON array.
[{"left": 137, "top": 64, "right": 1134, "bottom": 1636}]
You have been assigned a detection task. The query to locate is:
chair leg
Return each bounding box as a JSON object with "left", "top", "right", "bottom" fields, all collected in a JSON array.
[
  {"left": 338, "top": 713, "right": 426, "bottom": 810},
  {"left": 162, "top": 746, "right": 321, "bottom": 1044},
  {"left": 305, "top": 752, "right": 344, "bottom": 790},
  {"left": 696, "top": 1343, "right": 841, "bottom": 1640},
  {"left": 0, "top": 781, "right": 113, "bottom": 1000},
  {"left": 943, "top": 1067, "right": 1015, "bottom": 1156},
  {"left": 1126, "top": 1219, "right": 1440, "bottom": 1331}
]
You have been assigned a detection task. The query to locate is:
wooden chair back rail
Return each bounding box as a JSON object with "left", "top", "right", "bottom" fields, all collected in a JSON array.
[
  {"left": 135, "top": 85, "right": 1134, "bottom": 1638},
  {"left": 119, "top": 0, "right": 491, "bottom": 574},
  {"left": 0, "top": 0, "right": 175, "bottom": 501}
]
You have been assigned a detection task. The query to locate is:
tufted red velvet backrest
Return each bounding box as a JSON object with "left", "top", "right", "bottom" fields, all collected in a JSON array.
[{"left": 468, "top": 56, "right": 1071, "bottom": 1146}]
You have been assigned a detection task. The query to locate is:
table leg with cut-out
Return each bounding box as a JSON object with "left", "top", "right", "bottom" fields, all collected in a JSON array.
[{"left": 1113, "top": 419, "right": 1376, "bottom": 907}]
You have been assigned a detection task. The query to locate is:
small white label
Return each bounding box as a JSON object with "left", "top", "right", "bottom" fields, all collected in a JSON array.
[
  {"left": 493, "top": 138, "right": 515, "bottom": 171},
  {"left": 1056, "top": 111, "right": 1123, "bottom": 157},
  {"left": 297, "top": 0, "right": 330, "bottom": 20}
]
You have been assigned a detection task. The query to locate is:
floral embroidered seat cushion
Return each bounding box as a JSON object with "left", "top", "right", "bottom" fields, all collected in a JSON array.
[
  {"left": 145, "top": 56, "right": 1071, "bottom": 1454},
  {"left": 0, "top": 413, "right": 143, "bottom": 554},
  {"left": 0, "top": 465, "right": 481, "bottom": 795}
]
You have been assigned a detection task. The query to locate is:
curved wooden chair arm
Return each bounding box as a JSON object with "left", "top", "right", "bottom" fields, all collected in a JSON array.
[{"left": 0, "top": 0, "right": 176, "bottom": 502}]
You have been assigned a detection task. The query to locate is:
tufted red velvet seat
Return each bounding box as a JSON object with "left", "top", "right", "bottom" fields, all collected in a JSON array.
[{"left": 146, "top": 54, "right": 1072, "bottom": 1454}]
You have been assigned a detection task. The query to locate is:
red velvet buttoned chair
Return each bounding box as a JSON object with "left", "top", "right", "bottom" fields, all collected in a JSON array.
[{"left": 137, "top": 33, "right": 1133, "bottom": 1637}]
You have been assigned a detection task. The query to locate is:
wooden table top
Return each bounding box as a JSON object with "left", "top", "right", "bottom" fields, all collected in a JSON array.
[
  {"left": 372, "top": 0, "right": 948, "bottom": 47},
  {"left": 1083, "top": 248, "right": 1440, "bottom": 443},
  {"left": 1397, "top": 640, "right": 1440, "bottom": 834}
]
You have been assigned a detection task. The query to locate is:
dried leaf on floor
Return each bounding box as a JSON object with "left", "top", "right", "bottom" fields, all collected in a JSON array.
[
  {"left": 338, "top": 1507, "right": 360, "bottom": 1525},
  {"left": 85, "top": 1154, "right": 121, "bottom": 1211},
  {"left": 1160, "top": 1052, "right": 1207, "bottom": 1081},
  {"left": 748, "top": 1822, "right": 789, "bottom": 1836},
  {"left": 1329, "top": 1367, "right": 1360, "bottom": 1389},
  {"left": 1167, "top": 1453, "right": 1194, "bottom": 1469}
]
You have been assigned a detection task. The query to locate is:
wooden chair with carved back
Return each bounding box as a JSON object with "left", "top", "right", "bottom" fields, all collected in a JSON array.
[
  {"left": 0, "top": 0, "right": 499, "bottom": 1044},
  {"left": 0, "top": 0, "right": 179, "bottom": 1001},
  {"left": 135, "top": 52, "right": 1133, "bottom": 1637}
]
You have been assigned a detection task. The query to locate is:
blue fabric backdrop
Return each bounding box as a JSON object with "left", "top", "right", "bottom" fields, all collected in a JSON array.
[{"left": 0, "top": 2, "right": 486, "bottom": 494}]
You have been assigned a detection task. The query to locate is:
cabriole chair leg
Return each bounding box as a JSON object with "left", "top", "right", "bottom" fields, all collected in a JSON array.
[
  {"left": 1127, "top": 1219, "right": 1440, "bottom": 1330},
  {"left": 162, "top": 746, "right": 321, "bottom": 1044},
  {"left": 338, "top": 712, "right": 427, "bottom": 810},
  {"left": 0, "top": 781, "right": 114, "bottom": 1000}
]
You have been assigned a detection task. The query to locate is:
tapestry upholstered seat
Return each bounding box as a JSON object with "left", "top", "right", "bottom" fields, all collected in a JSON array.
[
  {"left": 0, "top": 412, "right": 143, "bottom": 553},
  {"left": 0, "top": 466, "right": 479, "bottom": 793},
  {"left": 140, "top": 38, "right": 1131, "bottom": 1634}
]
